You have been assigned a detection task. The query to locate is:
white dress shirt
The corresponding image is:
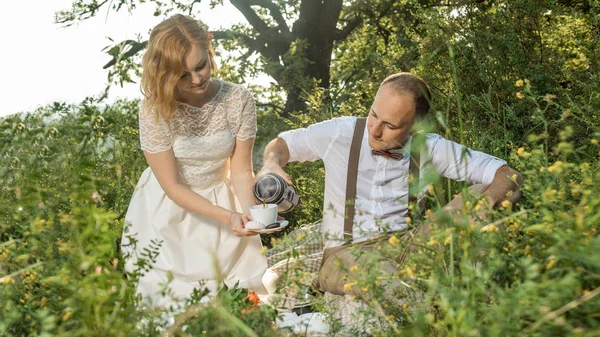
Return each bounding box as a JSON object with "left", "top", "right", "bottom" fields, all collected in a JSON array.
[{"left": 279, "top": 116, "right": 507, "bottom": 247}]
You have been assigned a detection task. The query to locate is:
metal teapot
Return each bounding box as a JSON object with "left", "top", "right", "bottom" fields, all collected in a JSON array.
[{"left": 253, "top": 173, "right": 300, "bottom": 214}]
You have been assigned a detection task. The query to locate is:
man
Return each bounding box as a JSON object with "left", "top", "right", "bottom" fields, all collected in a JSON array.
[{"left": 258, "top": 72, "right": 523, "bottom": 297}]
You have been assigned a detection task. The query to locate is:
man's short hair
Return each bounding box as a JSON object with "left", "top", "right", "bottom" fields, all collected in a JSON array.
[{"left": 381, "top": 72, "right": 432, "bottom": 117}]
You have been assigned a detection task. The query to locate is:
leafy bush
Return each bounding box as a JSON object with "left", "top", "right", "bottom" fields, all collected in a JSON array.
[{"left": 1, "top": 0, "right": 599, "bottom": 335}]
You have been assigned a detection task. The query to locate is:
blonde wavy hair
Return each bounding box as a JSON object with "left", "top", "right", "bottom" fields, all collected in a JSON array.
[{"left": 141, "top": 14, "right": 216, "bottom": 122}]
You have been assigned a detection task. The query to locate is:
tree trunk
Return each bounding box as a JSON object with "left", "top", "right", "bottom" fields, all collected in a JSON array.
[{"left": 281, "top": 0, "right": 343, "bottom": 115}]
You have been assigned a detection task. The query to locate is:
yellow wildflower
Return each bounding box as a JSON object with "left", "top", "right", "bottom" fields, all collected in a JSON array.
[
  {"left": 402, "top": 302, "right": 411, "bottom": 315},
  {"left": 516, "top": 92, "right": 525, "bottom": 99},
  {"left": 427, "top": 185, "right": 434, "bottom": 194},
  {"left": 501, "top": 200, "right": 512, "bottom": 209},
  {"left": 406, "top": 217, "right": 412, "bottom": 224},
  {"left": 561, "top": 109, "right": 573, "bottom": 120},
  {"left": 576, "top": 212, "right": 584, "bottom": 229},
  {"left": 516, "top": 147, "right": 531, "bottom": 158},
  {"left": 425, "top": 209, "right": 433, "bottom": 218},
  {"left": 444, "top": 236, "right": 452, "bottom": 246},
  {"left": 579, "top": 162, "right": 590, "bottom": 171},
  {"left": 557, "top": 142, "right": 573, "bottom": 154},
  {"left": 62, "top": 310, "right": 72, "bottom": 322},
  {"left": 1, "top": 276, "right": 15, "bottom": 285},
  {"left": 546, "top": 258, "right": 557, "bottom": 270},
  {"left": 547, "top": 161, "right": 565, "bottom": 175},
  {"left": 515, "top": 79, "right": 524, "bottom": 87},
  {"left": 481, "top": 224, "right": 499, "bottom": 233},
  {"left": 350, "top": 265, "right": 359, "bottom": 273},
  {"left": 405, "top": 266, "right": 415, "bottom": 278},
  {"left": 543, "top": 189, "right": 557, "bottom": 202},
  {"left": 32, "top": 219, "right": 45, "bottom": 229},
  {"left": 543, "top": 94, "right": 556, "bottom": 102},
  {"left": 343, "top": 282, "right": 356, "bottom": 293},
  {"left": 388, "top": 235, "right": 400, "bottom": 247}
]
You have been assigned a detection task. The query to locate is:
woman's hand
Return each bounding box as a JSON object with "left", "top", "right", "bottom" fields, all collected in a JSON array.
[{"left": 229, "top": 212, "right": 258, "bottom": 236}]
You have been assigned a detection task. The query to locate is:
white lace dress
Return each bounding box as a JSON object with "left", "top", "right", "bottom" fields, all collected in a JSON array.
[{"left": 122, "top": 80, "right": 268, "bottom": 308}]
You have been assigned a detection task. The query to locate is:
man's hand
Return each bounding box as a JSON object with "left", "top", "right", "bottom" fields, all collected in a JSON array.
[
  {"left": 256, "top": 162, "right": 293, "bottom": 186},
  {"left": 482, "top": 166, "right": 523, "bottom": 207},
  {"left": 257, "top": 137, "right": 293, "bottom": 184}
]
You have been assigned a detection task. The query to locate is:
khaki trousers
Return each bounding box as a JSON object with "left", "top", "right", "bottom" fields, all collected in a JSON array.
[{"left": 317, "top": 184, "right": 489, "bottom": 297}]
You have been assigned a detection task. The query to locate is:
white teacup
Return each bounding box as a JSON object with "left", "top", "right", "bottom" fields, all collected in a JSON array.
[{"left": 249, "top": 204, "right": 278, "bottom": 226}]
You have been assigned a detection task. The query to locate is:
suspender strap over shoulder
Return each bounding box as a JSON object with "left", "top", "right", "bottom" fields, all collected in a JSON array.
[
  {"left": 408, "top": 136, "right": 421, "bottom": 220},
  {"left": 344, "top": 117, "right": 366, "bottom": 240}
]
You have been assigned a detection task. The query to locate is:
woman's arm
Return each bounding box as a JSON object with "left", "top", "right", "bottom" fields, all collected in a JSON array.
[
  {"left": 229, "top": 137, "right": 258, "bottom": 218},
  {"left": 144, "top": 149, "right": 254, "bottom": 236}
]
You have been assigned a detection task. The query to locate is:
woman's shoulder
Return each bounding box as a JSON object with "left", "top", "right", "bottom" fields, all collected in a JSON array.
[
  {"left": 138, "top": 100, "right": 160, "bottom": 121},
  {"left": 217, "top": 80, "right": 254, "bottom": 100}
]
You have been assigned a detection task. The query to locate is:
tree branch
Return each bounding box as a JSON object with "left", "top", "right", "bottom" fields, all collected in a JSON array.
[
  {"left": 229, "top": 0, "right": 270, "bottom": 33},
  {"left": 244, "top": 0, "right": 290, "bottom": 33},
  {"left": 103, "top": 40, "right": 148, "bottom": 69},
  {"left": 335, "top": 0, "right": 397, "bottom": 41},
  {"left": 188, "top": 0, "right": 203, "bottom": 15},
  {"left": 101, "top": 30, "right": 251, "bottom": 69},
  {"left": 55, "top": 0, "right": 110, "bottom": 27},
  {"left": 335, "top": 15, "right": 363, "bottom": 40}
]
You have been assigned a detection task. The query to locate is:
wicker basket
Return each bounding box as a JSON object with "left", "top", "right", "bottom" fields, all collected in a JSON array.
[{"left": 265, "top": 222, "right": 324, "bottom": 310}]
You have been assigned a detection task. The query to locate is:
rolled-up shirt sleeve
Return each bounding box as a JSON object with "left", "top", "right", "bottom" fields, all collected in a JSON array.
[
  {"left": 278, "top": 118, "right": 345, "bottom": 163},
  {"left": 428, "top": 134, "right": 507, "bottom": 185}
]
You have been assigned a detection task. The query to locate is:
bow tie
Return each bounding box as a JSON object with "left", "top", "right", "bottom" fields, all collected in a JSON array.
[{"left": 371, "top": 149, "right": 403, "bottom": 160}]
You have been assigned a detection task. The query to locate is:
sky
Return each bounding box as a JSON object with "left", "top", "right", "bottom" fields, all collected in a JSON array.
[{"left": 0, "top": 1, "right": 247, "bottom": 118}]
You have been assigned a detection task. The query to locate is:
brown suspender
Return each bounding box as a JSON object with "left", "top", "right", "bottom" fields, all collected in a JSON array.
[
  {"left": 344, "top": 117, "right": 366, "bottom": 240},
  {"left": 408, "top": 137, "right": 421, "bottom": 221},
  {"left": 344, "top": 117, "right": 421, "bottom": 241}
]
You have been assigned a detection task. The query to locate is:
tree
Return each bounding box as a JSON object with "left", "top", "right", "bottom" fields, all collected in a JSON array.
[{"left": 55, "top": 0, "right": 401, "bottom": 116}]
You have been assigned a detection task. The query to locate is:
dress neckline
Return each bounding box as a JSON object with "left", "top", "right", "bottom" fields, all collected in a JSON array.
[{"left": 176, "top": 80, "right": 224, "bottom": 110}]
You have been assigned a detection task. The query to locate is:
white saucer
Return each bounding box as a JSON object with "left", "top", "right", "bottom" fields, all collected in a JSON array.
[{"left": 247, "top": 220, "right": 289, "bottom": 234}]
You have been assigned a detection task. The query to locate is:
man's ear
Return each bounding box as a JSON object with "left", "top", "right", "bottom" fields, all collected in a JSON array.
[
  {"left": 410, "top": 118, "right": 422, "bottom": 136},
  {"left": 411, "top": 115, "right": 433, "bottom": 135}
]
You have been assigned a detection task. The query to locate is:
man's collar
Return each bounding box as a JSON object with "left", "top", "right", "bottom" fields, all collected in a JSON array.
[{"left": 386, "top": 136, "right": 412, "bottom": 156}]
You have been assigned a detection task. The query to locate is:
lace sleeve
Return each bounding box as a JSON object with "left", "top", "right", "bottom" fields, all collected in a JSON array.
[
  {"left": 138, "top": 102, "right": 173, "bottom": 153},
  {"left": 235, "top": 88, "right": 257, "bottom": 141}
]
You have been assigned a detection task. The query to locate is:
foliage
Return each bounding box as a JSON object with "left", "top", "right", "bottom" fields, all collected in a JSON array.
[
  {"left": 0, "top": 100, "right": 278, "bottom": 336},
  {"left": 2, "top": 0, "right": 600, "bottom": 335}
]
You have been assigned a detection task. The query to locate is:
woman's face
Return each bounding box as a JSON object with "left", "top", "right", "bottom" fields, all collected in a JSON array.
[{"left": 176, "top": 44, "right": 212, "bottom": 96}]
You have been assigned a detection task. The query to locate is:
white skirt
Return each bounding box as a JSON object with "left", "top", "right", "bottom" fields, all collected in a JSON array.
[{"left": 122, "top": 167, "right": 268, "bottom": 308}]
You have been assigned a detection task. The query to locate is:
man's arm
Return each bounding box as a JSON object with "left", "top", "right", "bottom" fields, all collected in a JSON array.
[
  {"left": 258, "top": 117, "right": 350, "bottom": 184},
  {"left": 258, "top": 137, "right": 293, "bottom": 184},
  {"left": 482, "top": 165, "right": 524, "bottom": 207}
]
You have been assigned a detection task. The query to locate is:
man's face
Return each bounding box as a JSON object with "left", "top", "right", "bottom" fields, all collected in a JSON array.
[{"left": 367, "top": 84, "right": 417, "bottom": 151}]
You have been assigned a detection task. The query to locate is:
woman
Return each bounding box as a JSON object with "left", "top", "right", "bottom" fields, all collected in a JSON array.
[{"left": 121, "top": 14, "right": 268, "bottom": 308}]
